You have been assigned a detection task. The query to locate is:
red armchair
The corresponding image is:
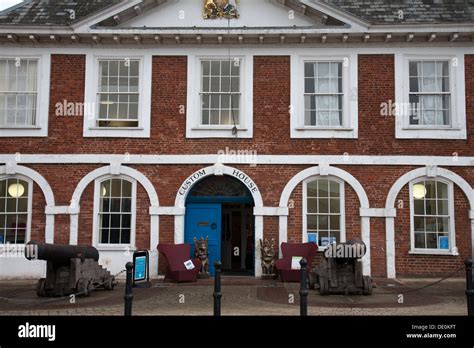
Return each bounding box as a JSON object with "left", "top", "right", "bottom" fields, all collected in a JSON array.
[
  {"left": 274, "top": 242, "right": 318, "bottom": 282},
  {"left": 157, "top": 244, "right": 202, "bottom": 282}
]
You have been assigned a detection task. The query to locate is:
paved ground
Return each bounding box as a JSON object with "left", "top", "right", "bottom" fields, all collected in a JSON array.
[{"left": 0, "top": 277, "right": 468, "bottom": 316}]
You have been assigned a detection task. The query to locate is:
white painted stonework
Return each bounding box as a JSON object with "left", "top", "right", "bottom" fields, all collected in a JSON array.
[{"left": 119, "top": 0, "right": 316, "bottom": 29}]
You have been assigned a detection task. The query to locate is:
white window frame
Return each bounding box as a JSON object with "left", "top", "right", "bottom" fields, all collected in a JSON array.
[
  {"left": 0, "top": 54, "right": 50, "bottom": 137},
  {"left": 291, "top": 54, "right": 358, "bottom": 138},
  {"left": 408, "top": 178, "right": 457, "bottom": 256},
  {"left": 187, "top": 53, "right": 253, "bottom": 138},
  {"left": 92, "top": 176, "right": 137, "bottom": 251},
  {"left": 0, "top": 175, "right": 33, "bottom": 246},
  {"left": 302, "top": 176, "right": 346, "bottom": 252},
  {"left": 84, "top": 54, "right": 152, "bottom": 138},
  {"left": 395, "top": 53, "right": 466, "bottom": 139}
]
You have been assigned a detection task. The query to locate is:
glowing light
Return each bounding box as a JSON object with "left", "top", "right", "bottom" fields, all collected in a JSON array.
[
  {"left": 8, "top": 183, "right": 25, "bottom": 198},
  {"left": 413, "top": 184, "right": 427, "bottom": 199}
]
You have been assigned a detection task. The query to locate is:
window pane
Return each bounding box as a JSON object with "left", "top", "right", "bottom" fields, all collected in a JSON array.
[
  {"left": 438, "top": 217, "right": 449, "bottom": 232},
  {"left": 318, "top": 180, "right": 329, "bottom": 197},
  {"left": 425, "top": 200, "right": 436, "bottom": 215},
  {"left": 329, "top": 198, "right": 340, "bottom": 213},
  {"left": 122, "top": 181, "right": 132, "bottom": 197},
  {"left": 305, "top": 78, "right": 315, "bottom": 94},
  {"left": 307, "top": 215, "right": 317, "bottom": 230},
  {"left": 426, "top": 233, "right": 437, "bottom": 248},
  {"left": 202, "top": 61, "right": 210, "bottom": 76},
  {"left": 304, "top": 62, "right": 315, "bottom": 78},
  {"left": 330, "top": 215, "right": 340, "bottom": 230},
  {"left": 318, "top": 62, "right": 330, "bottom": 78},
  {"left": 425, "top": 181, "right": 436, "bottom": 199},
  {"left": 318, "top": 198, "right": 328, "bottom": 214},
  {"left": 121, "top": 229, "right": 131, "bottom": 244},
  {"left": 414, "top": 217, "right": 425, "bottom": 231},
  {"left": 437, "top": 182, "right": 448, "bottom": 199},
  {"left": 121, "top": 214, "right": 131, "bottom": 229},
  {"left": 221, "top": 60, "right": 230, "bottom": 76},
  {"left": 100, "top": 228, "right": 109, "bottom": 243},
  {"left": 307, "top": 181, "right": 317, "bottom": 197},
  {"left": 415, "top": 232, "right": 425, "bottom": 248},
  {"left": 425, "top": 217, "right": 437, "bottom": 232},
  {"left": 210, "top": 61, "right": 220, "bottom": 75},
  {"left": 422, "top": 61, "right": 436, "bottom": 77},
  {"left": 110, "top": 228, "right": 120, "bottom": 244},
  {"left": 414, "top": 199, "right": 424, "bottom": 215},
  {"left": 318, "top": 215, "right": 328, "bottom": 230},
  {"left": 437, "top": 199, "right": 449, "bottom": 216},
  {"left": 111, "top": 179, "right": 121, "bottom": 197},
  {"left": 101, "top": 214, "right": 110, "bottom": 228},
  {"left": 307, "top": 198, "right": 317, "bottom": 213}
]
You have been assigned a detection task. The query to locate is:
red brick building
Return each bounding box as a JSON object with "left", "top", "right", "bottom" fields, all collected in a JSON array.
[{"left": 0, "top": 0, "right": 473, "bottom": 279}]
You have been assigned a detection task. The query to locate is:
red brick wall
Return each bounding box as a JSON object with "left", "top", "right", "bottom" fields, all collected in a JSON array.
[
  {"left": 16, "top": 164, "right": 474, "bottom": 277},
  {"left": 1, "top": 54, "right": 473, "bottom": 156},
  {"left": 1, "top": 54, "right": 473, "bottom": 278}
]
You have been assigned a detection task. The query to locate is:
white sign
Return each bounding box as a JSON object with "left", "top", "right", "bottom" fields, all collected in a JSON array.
[
  {"left": 184, "top": 260, "right": 195, "bottom": 270},
  {"left": 291, "top": 256, "right": 303, "bottom": 270}
]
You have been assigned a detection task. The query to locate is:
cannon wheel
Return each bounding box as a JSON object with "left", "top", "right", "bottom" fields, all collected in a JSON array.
[
  {"left": 319, "top": 277, "right": 329, "bottom": 296},
  {"left": 362, "top": 276, "right": 372, "bottom": 295},
  {"left": 35, "top": 278, "right": 47, "bottom": 297},
  {"left": 76, "top": 278, "right": 92, "bottom": 297},
  {"left": 103, "top": 276, "right": 115, "bottom": 291}
]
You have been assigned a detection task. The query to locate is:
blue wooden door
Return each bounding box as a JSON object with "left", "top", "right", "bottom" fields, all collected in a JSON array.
[{"left": 185, "top": 203, "right": 221, "bottom": 276}]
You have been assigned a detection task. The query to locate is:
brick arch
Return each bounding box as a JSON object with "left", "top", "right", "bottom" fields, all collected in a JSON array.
[
  {"left": 69, "top": 165, "right": 160, "bottom": 276},
  {"left": 0, "top": 164, "right": 55, "bottom": 243},
  {"left": 384, "top": 167, "right": 474, "bottom": 278},
  {"left": 278, "top": 165, "right": 372, "bottom": 275},
  {"left": 173, "top": 164, "right": 265, "bottom": 276}
]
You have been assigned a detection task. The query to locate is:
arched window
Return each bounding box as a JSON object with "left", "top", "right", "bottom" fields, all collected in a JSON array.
[
  {"left": 303, "top": 177, "right": 345, "bottom": 248},
  {"left": 410, "top": 178, "right": 455, "bottom": 253},
  {"left": 94, "top": 177, "right": 136, "bottom": 246},
  {"left": 0, "top": 177, "right": 31, "bottom": 244}
]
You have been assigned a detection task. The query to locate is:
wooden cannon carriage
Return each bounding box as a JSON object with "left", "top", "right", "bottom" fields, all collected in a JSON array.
[
  {"left": 316, "top": 238, "right": 372, "bottom": 296},
  {"left": 25, "top": 241, "right": 116, "bottom": 297}
]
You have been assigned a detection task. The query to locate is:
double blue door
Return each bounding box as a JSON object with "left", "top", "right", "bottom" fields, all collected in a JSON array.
[{"left": 184, "top": 204, "right": 221, "bottom": 276}]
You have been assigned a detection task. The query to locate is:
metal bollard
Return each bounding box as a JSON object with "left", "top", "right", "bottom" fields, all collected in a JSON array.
[
  {"left": 299, "top": 258, "right": 308, "bottom": 316},
  {"left": 213, "top": 261, "right": 222, "bottom": 316},
  {"left": 466, "top": 258, "right": 474, "bottom": 316},
  {"left": 124, "top": 262, "right": 134, "bottom": 316}
]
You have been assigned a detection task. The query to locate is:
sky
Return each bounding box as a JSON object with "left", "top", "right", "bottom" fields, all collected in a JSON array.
[{"left": 0, "top": 0, "right": 23, "bottom": 12}]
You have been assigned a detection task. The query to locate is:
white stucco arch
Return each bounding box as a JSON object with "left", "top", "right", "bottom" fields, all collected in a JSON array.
[
  {"left": 278, "top": 165, "right": 372, "bottom": 275},
  {"left": 173, "top": 164, "right": 265, "bottom": 276},
  {"left": 0, "top": 164, "right": 55, "bottom": 243},
  {"left": 384, "top": 167, "right": 474, "bottom": 278},
  {"left": 69, "top": 165, "right": 160, "bottom": 276}
]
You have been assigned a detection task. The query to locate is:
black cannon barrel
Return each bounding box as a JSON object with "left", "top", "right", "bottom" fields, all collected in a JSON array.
[{"left": 25, "top": 241, "right": 99, "bottom": 262}]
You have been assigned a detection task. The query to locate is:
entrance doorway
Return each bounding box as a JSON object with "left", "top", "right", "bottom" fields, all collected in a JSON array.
[{"left": 184, "top": 175, "right": 255, "bottom": 276}]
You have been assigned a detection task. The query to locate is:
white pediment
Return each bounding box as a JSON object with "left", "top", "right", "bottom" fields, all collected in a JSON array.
[{"left": 117, "top": 0, "right": 318, "bottom": 28}]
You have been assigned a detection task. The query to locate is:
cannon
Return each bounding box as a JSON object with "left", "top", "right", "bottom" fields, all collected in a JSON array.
[
  {"left": 315, "top": 238, "right": 372, "bottom": 295},
  {"left": 25, "top": 241, "right": 116, "bottom": 297}
]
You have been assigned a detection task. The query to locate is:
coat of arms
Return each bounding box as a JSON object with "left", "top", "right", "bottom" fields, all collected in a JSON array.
[{"left": 203, "top": 0, "right": 239, "bottom": 19}]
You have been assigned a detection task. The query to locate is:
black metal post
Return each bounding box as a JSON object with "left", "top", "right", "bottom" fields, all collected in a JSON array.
[
  {"left": 299, "top": 258, "right": 308, "bottom": 316},
  {"left": 466, "top": 258, "right": 474, "bottom": 316},
  {"left": 124, "top": 262, "right": 134, "bottom": 316},
  {"left": 214, "top": 261, "right": 222, "bottom": 316}
]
